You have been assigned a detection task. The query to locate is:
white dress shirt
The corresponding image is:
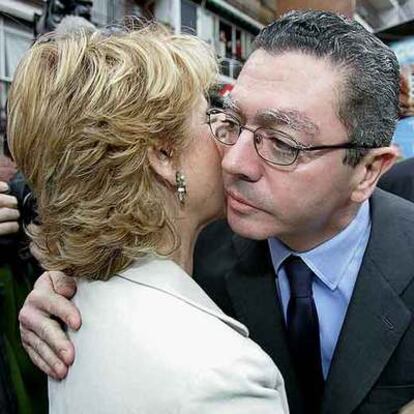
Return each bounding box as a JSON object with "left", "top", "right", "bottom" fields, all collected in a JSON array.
[{"left": 268, "top": 200, "right": 371, "bottom": 379}]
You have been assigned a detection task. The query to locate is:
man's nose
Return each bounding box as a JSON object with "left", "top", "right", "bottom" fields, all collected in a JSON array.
[{"left": 221, "top": 130, "right": 262, "bottom": 182}]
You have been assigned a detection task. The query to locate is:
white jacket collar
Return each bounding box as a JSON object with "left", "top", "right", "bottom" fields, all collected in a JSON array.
[{"left": 116, "top": 257, "right": 249, "bottom": 337}]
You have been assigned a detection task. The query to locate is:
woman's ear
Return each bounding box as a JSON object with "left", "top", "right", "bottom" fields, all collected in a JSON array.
[{"left": 147, "top": 147, "right": 176, "bottom": 186}]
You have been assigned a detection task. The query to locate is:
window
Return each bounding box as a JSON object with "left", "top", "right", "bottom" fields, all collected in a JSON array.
[
  {"left": 218, "top": 19, "right": 232, "bottom": 58},
  {"left": 92, "top": 0, "right": 111, "bottom": 26},
  {"left": 0, "top": 17, "right": 33, "bottom": 81},
  {"left": 213, "top": 17, "right": 254, "bottom": 62},
  {"left": 197, "top": 7, "right": 214, "bottom": 45},
  {"left": 208, "top": 14, "right": 255, "bottom": 80},
  {"left": 0, "top": 16, "right": 33, "bottom": 140},
  {"left": 181, "top": 0, "right": 197, "bottom": 34}
]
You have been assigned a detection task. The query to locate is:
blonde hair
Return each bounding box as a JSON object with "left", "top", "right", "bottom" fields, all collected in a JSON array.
[{"left": 8, "top": 22, "right": 217, "bottom": 280}]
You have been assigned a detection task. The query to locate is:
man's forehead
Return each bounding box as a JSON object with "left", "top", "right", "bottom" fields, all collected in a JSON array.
[{"left": 235, "top": 49, "right": 344, "bottom": 97}]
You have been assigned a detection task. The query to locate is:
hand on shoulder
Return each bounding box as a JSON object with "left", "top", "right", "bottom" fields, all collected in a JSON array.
[{"left": 19, "top": 271, "right": 82, "bottom": 379}]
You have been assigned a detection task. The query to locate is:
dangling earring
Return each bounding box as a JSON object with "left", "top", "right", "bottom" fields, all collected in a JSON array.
[{"left": 176, "top": 171, "right": 187, "bottom": 204}]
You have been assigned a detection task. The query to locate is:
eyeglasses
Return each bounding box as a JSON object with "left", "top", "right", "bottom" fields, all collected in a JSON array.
[{"left": 206, "top": 108, "right": 377, "bottom": 166}]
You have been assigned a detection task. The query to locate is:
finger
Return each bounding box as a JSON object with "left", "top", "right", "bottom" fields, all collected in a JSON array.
[
  {"left": 22, "top": 270, "right": 81, "bottom": 331},
  {"left": 19, "top": 306, "right": 76, "bottom": 366},
  {"left": 51, "top": 271, "right": 78, "bottom": 299},
  {"left": 0, "top": 221, "right": 19, "bottom": 236},
  {"left": 0, "top": 207, "right": 20, "bottom": 222},
  {"left": 21, "top": 327, "right": 68, "bottom": 377},
  {"left": 23, "top": 343, "right": 57, "bottom": 379},
  {"left": 23, "top": 342, "right": 68, "bottom": 380},
  {"left": 33, "top": 271, "right": 55, "bottom": 290},
  {"left": 32, "top": 272, "right": 81, "bottom": 329},
  {"left": 34, "top": 271, "right": 77, "bottom": 298},
  {"left": 0, "top": 194, "right": 18, "bottom": 208}
]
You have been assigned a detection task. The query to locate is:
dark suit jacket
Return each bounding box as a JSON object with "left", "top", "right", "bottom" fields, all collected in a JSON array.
[
  {"left": 378, "top": 157, "right": 414, "bottom": 202},
  {"left": 194, "top": 189, "right": 414, "bottom": 414}
]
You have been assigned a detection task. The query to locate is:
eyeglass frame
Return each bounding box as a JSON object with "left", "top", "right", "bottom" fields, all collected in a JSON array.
[{"left": 206, "top": 108, "right": 379, "bottom": 166}]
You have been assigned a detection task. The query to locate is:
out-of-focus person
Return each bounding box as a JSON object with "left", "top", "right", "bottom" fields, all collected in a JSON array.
[
  {"left": 0, "top": 167, "right": 47, "bottom": 412},
  {"left": 7, "top": 22, "right": 288, "bottom": 413},
  {"left": 0, "top": 181, "right": 19, "bottom": 237},
  {"left": 0, "top": 153, "right": 19, "bottom": 239}
]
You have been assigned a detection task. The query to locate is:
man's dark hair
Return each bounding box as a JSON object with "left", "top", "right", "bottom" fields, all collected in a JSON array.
[{"left": 254, "top": 10, "right": 400, "bottom": 166}]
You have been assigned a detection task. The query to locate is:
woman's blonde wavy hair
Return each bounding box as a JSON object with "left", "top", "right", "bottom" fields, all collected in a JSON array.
[{"left": 7, "top": 22, "right": 218, "bottom": 280}]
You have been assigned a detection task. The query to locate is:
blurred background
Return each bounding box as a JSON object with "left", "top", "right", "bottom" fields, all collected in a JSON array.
[{"left": 2, "top": 0, "right": 414, "bottom": 158}]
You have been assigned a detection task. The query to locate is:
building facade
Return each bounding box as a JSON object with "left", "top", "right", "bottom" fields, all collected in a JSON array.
[
  {"left": 150, "top": 0, "right": 276, "bottom": 82},
  {"left": 0, "top": 0, "right": 42, "bottom": 139}
]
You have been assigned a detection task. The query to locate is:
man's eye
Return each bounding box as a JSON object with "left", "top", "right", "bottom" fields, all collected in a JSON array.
[
  {"left": 216, "top": 121, "right": 238, "bottom": 138},
  {"left": 269, "top": 136, "right": 294, "bottom": 152},
  {"left": 223, "top": 118, "right": 239, "bottom": 130},
  {"left": 258, "top": 130, "right": 294, "bottom": 150}
]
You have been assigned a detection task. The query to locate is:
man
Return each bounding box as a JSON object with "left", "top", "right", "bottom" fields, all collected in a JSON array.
[{"left": 15, "top": 10, "right": 414, "bottom": 414}]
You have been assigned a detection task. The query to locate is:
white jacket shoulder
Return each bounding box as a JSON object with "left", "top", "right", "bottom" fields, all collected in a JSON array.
[{"left": 49, "top": 259, "right": 289, "bottom": 414}]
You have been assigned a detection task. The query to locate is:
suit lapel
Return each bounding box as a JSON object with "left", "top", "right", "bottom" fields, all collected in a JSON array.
[
  {"left": 322, "top": 190, "right": 413, "bottom": 414},
  {"left": 225, "top": 236, "right": 306, "bottom": 414},
  {"left": 322, "top": 256, "right": 411, "bottom": 414}
]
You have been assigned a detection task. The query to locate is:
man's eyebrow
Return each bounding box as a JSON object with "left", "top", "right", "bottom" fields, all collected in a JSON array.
[
  {"left": 220, "top": 99, "right": 319, "bottom": 138},
  {"left": 223, "top": 95, "right": 241, "bottom": 113},
  {"left": 255, "top": 109, "right": 319, "bottom": 137}
]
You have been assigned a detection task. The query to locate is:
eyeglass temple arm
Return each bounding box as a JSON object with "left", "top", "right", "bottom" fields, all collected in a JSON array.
[{"left": 301, "top": 143, "right": 377, "bottom": 152}]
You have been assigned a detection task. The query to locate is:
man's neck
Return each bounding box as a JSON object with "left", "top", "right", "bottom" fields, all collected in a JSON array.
[{"left": 279, "top": 203, "right": 362, "bottom": 252}]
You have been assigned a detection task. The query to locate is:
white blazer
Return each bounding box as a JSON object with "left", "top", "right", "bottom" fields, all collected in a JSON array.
[{"left": 49, "top": 257, "right": 289, "bottom": 414}]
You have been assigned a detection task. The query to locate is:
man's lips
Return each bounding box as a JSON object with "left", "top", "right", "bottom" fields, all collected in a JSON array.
[{"left": 226, "top": 190, "right": 258, "bottom": 212}]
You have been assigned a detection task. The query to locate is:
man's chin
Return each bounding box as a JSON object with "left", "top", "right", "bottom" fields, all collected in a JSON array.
[{"left": 226, "top": 212, "right": 271, "bottom": 240}]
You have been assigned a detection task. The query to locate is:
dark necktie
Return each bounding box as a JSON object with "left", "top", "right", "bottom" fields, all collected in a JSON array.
[{"left": 284, "top": 255, "right": 324, "bottom": 413}]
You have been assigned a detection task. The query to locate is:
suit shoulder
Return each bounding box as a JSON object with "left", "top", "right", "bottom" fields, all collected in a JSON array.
[
  {"left": 378, "top": 159, "right": 414, "bottom": 202},
  {"left": 373, "top": 189, "right": 414, "bottom": 224},
  {"left": 380, "top": 157, "right": 414, "bottom": 182}
]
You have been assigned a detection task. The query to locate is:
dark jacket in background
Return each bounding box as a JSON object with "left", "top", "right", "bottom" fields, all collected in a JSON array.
[
  {"left": 378, "top": 157, "right": 414, "bottom": 202},
  {"left": 0, "top": 250, "right": 47, "bottom": 414}
]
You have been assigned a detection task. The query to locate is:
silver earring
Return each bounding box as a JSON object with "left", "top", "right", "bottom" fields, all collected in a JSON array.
[{"left": 176, "top": 171, "right": 187, "bottom": 204}]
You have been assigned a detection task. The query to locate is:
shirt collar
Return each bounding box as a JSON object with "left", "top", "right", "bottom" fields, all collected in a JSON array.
[{"left": 268, "top": 200, "right": 371, "bottom": 291}]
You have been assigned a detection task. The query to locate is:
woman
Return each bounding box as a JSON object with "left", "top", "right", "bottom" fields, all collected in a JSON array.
[{"left": 7, "top": 24, "right": 288, "bottom": 413}]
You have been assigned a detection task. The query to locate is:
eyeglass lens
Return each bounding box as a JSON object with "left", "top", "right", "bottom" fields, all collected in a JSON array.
[{"left": 208, "top": 110, "right": 299, "bottom": 165}]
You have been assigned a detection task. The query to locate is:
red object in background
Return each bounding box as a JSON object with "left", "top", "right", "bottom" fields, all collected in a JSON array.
[{"left": 219, "top": 84, "right": 233, "bottom": 97}]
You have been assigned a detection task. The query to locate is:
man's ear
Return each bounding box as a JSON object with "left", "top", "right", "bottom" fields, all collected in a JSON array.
[
  {"left": 351, "top": 147, "right": 398, "bottom": 203},
  {"left": 147, "top": 147, "right": 176, "bottom": 187}
]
